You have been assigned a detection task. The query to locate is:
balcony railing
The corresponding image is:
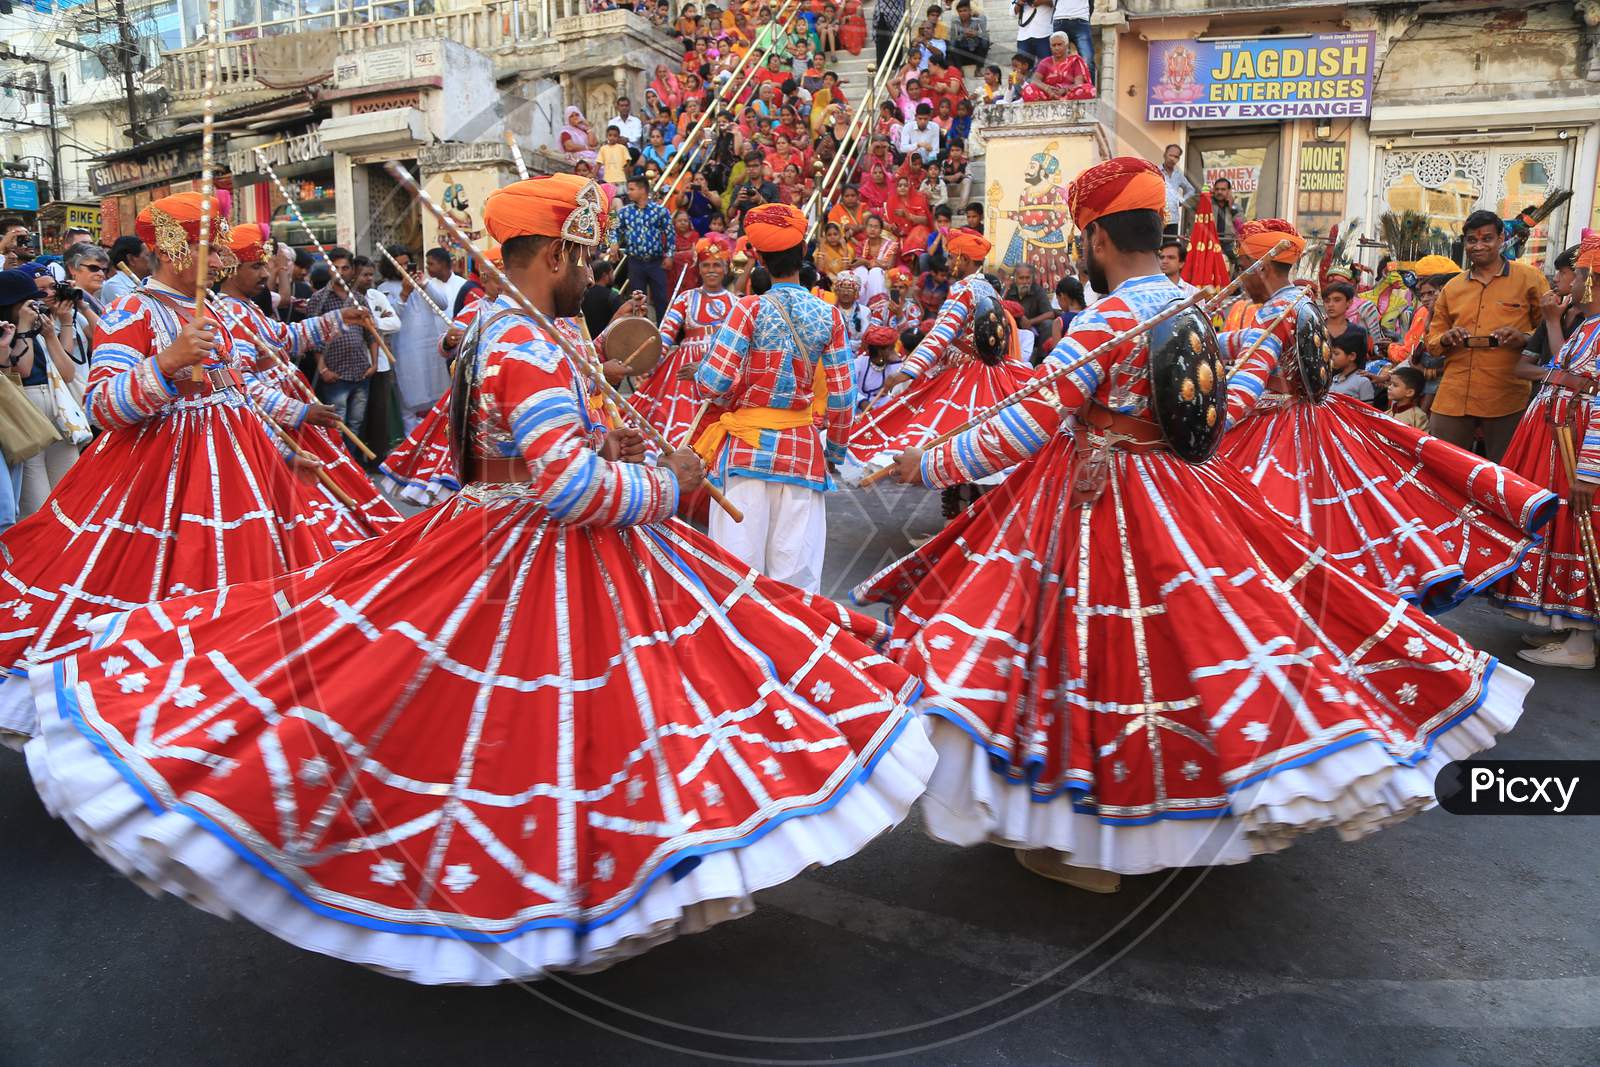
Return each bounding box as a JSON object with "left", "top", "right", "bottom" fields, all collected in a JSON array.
[{"left": 154, "top": 0, "right": 642, "bottom": 102}]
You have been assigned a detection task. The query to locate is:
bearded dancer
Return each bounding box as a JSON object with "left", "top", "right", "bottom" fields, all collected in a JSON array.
[
  {"left": 854, "top": 229, "right": 1035, "bottom": 512},
  {"left": 216, "top": 223, "right": 403, "bottom": 545},
  {"left": 1218, "top": 219, "right": 1555, "bottom": 613},
  {"left": 1491, "top": 231, "right": 1600, "bottom": 669},
  {"left": 0, "top": 192, "right": 342, "bottom": 746},
  {"left": 858, "top": 158, "right": 1531, "bottom": 894},
  {"left": 24, "top": 173, "right": 934, "bottom": 985},
  {"left": 692, "top": 203, "right": 856, "bottom": 593},
  {"left": 632, "top": 235, "right": 737, "bottom": 445}
]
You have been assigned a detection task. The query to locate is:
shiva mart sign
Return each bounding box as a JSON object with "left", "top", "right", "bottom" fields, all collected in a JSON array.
[{"left": 1147, "top": 32, "right": 1376, "bottom": 123}]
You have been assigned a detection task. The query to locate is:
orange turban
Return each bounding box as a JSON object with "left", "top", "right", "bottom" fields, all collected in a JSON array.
[
  {"left": 1578, "top": 229, "right": 1600, "bottom": 272},
  {"left": 480, "top": 244, "right": 504, "bottom": 268},
  {"left": 1239, "top": 219, "right": 1305, "bottom": 264},
  {"left": 1412, "top": 254, "right": 1461, "bottom": 277},
  {"left": 136, "top": 191, "right": 230, "bottom": 262},
  {"left": 225, "top": 222, "right": 266, "bottom": 264},
  {"left": 483, "top": 174, "right": 610, "bottom": 247},
  {"left": 744, "top": 203, "right": 808, "bottom": 252},
  {"left": 695, "top": 235, "right": 732, "bottom": 262},
  {"left": 1067, "top": 157, "right": 1166, "bottom": 230},
  {"left": 945, "top": 227, "right": 991, "bottom": 261},
  {"left": 886, "top": 266, "right": 912, "bottom": 287}
]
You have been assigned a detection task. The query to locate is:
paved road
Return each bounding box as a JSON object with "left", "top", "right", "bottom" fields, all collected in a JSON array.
[{"left": 2, "top": 483, "right": 1597, "bottom": 1065}]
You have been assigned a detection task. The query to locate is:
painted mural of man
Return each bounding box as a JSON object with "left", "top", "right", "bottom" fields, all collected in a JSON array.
[{"left": 998, "top": 143, "right": 1073, "bottom": 292}]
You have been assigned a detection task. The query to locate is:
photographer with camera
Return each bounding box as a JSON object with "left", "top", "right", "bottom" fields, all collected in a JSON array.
[
  {"left": 1, "top": 219, "right": 34, "bottom": 269},
  {"left": 62, "top": 243, "right": 110, "bottom": 408},
  {"left": 0, "top": 269, "right": 81, "bottom": 514}
]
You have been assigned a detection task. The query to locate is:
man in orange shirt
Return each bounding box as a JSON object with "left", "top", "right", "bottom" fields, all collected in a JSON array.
[{"left": 1424, "top": 209, "right": 1549, "bottom": 462}]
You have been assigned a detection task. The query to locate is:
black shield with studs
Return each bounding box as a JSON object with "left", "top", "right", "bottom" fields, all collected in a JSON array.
[
  {"left": 1148, "top": 305, "right": 1227, "bottom": 463},
  {"left": 1290, "top": 301, "right": 1333, "bottom": 403},
  {"left": 971, "top": 293, "right": 1011, "bottom": 363}
]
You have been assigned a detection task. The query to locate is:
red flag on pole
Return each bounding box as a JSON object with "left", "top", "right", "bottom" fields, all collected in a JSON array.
[{"left": 1182, "top": 192, "right": 1230, "bottom": 290}]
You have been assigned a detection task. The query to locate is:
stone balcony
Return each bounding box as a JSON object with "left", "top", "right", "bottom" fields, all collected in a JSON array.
[{"left": 152, "top": 0, "right": 672, "bottom": 117}]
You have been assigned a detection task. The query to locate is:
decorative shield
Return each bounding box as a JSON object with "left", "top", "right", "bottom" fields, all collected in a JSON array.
[
  {"left": 598, "top": 316, "right": 662, "bottom": 376},
  {"left": 1147, "top": 305, "right": 1227, "bottom": 464},
  {"left": 971, "top": 293, "right": 1011, "bottom": 364},
  {"left": 1288, "top": 301, "right": 1333, "bottom": 403}
]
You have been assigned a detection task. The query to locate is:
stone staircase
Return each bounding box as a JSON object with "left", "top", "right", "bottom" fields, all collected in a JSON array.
[{"left": 824, "top": 0, "right": 1023, "bottom": 207}]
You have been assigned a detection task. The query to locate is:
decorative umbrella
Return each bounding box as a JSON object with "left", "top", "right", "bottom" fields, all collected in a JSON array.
[{"left": 1182, "top": 191, "right": 1230, "bottom": 290}]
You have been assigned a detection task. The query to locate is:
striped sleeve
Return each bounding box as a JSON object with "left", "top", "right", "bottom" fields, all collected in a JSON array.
[
  {"left": 919, "top": 390, "right": 1061, "bottom": 488},
  {"left": 820, "top": 304, "right": 856, "bottom": 466},
  {"left": 660, "top": 290, "right": 690, "bottom": 347},
  {"left": 242, "top": 365, "right": 309, "bottom": 428},
  {"left": 86, "top": 299, "right": 177, "bottom": 431},
  {"left": 696, "top": 296, "right": 755, "bottom": 400},
  {"left": 494, "top": 333, "right": 679, "bottom": 526},
  {"left": 902, "top": 284, "right": 973, "bottom": 379},
  {"left": 1220, "top": 325, "right": 1280, "bottom": 428}
]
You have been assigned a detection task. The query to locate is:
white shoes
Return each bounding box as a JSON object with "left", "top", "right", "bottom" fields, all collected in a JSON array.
[
  {"left": 1517, "top": 639, "right": 1597, "bottom": 669},
  {"left": 1015, "top": 849, "right": 1122, "bottom": 893}
]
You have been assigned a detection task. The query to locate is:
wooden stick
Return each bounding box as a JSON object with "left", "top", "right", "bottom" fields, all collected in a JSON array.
[
  {"left": 188, "top": 0, "right": 222, "bottom": 383},
  {"left": 385, "top": 161, "right": 744, "bottom": 523},
  {"left": 1223, "top": 282, "right": 1318, "bottom": 377},
  {"left": 857, "top": 287, "right": 1212, "bottom": 488},
  {"left": 206, "top": 293, "right": 374, "bottom": 459},
  {"left": 678, "top": 399, "right": 712, "bottom": 450},
  {"left": 251, "top": 148, "right": 403, "bottom": 382},
  {"left": 504, "top": 130, "right": 530, "bottom": 181},
  {"left": 1553, "top": 422, "right": 1600, "bottom": 584},
  {"left": 375, "top": 244, "right": 453, "bottom": 328}
]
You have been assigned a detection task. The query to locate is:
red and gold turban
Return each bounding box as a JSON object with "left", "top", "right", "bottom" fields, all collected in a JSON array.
[
  {"left": 1577, "top": 229, "right": 1600, "bottom": 272},
  {"left": 1067, "top": 157, "right": 1166, "bottom": 231},
  {"left": 136, "top": 191, "right": 231, "bottom": 265},
  {"left": 483, "top": 174, "right": 610, "bottom": 247},
  {"left": 744, "top": 203, "right": 808, "bottom": 252},
  {"left": 695, "top": 235, "right": 732, "bottom": 262},
  {"left": 886, "top": 266, "right": 912, "bottom": 287},
  {"left": 863, "top": 324, "right": 899, "bottom": 348},
  {"left": 225, "top": 222, "right": 267, "bottom": 264},
  {"left": 945, "top": 227, "right": 991, "bottom": 261},
  {"left": 1238, "top": 219, "right": 1305, "bottom": 264}
]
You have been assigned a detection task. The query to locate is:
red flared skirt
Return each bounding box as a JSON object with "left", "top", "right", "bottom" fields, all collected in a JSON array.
[
  {"left": 846, "top": 359, "right": 1038, "bottom": 476},
  {"left": 0, "top": 394, "right": 339, "bottom": 740},
  {"left": 630, "top": 337, "right": 713, "bottom": 448},
  {"left": 854, "top": 431, "right": 1529, "bottom": 873},
  {"left": 379, "top": 391, "right": 458, "bottom": 506},
  {"left": 27, "top": 487, "right": 934, "bottom": 984},
  {"left": 1489, "top": 392, "right": 1597, "bottom": 625},
  {"left": 1219, "top": 393, "right": 1556, "bottom": 612}
]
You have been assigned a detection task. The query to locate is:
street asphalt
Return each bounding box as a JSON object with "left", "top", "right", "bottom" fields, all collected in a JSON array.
[{"left": 2, "top": 482, "right": 1597, "bottom": 1065}]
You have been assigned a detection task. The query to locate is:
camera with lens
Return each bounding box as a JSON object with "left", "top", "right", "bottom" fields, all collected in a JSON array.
[{"left": 52, "top": 281, "right": 83, "bottom": 304}]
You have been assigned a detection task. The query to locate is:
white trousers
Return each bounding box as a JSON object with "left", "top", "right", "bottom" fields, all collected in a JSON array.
[
  {"left": 708, "top": 476, "right": 827, "bottom": 594},
  {"left": 20, "top": 383, "right": 78, "bottom": 518}
]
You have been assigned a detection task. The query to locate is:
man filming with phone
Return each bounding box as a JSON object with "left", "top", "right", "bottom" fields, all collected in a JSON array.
[{"left": 1423, "top": 210, "right": 1549, "bottom": 463}]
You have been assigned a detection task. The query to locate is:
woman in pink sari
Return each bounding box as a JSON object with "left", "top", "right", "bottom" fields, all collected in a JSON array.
[
  {"left": 1020, "top": 32, "right": 1095, "bottom": 101},
  {"left": 859, "top": 161, "right": 892, "bottom": 215},
  {"left": 650, "top": 64, "right": 684, "bottom": 111},
  {"left": 558, "top": 106, "right": 597, "bottom": 164}
]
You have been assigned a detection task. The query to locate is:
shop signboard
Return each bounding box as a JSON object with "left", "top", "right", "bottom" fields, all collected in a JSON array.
[
  {"left": 2, "top": 178, "right": 40, "bottom": 212},
  {"left": 1147, "top": 32, "right": 1376, "bottom": 123}
]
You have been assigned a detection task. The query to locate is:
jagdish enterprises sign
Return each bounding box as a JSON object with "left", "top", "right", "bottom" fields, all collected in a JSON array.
[{"left": 1147, "top": 32, "right": 1376, "bottom": 123}]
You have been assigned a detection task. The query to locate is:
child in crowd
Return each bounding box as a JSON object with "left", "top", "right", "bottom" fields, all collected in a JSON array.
[
  {"left": 1327, "top": 333, "right": 1375, "bottom": 404},
  {"left": 1386, "top": 366, "right": 1429, "bottom": 429},
  {"left": 964, "top": 201, "right": 984, "bottom": 234}
]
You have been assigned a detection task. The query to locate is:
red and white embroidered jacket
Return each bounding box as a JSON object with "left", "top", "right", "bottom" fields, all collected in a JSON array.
[
  {"left": 469, "top": 297, "right": 677, "bottom": 525},
  {"left": 1219, "top": 283, "right": 1303, "bottom": 428},
  {"left": 920, "top": 274, "right": 1179, "bottom": 488},
  {"left": 659, "top": 287, "right": 737, "bottom": 348},
  {"left": 900, "top": 272, "right": 1001, "bottom": 381},
  {"left": 89, "top": 279, "right": 307, "bottom": 432}
]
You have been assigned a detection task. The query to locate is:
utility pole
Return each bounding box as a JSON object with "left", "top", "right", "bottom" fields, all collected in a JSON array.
[
  {"left": 0, "top": 45, "right": 64, "bottom": 200},
  {"left": 111, "top": 0, "right": 146, "bottom": 142}
]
